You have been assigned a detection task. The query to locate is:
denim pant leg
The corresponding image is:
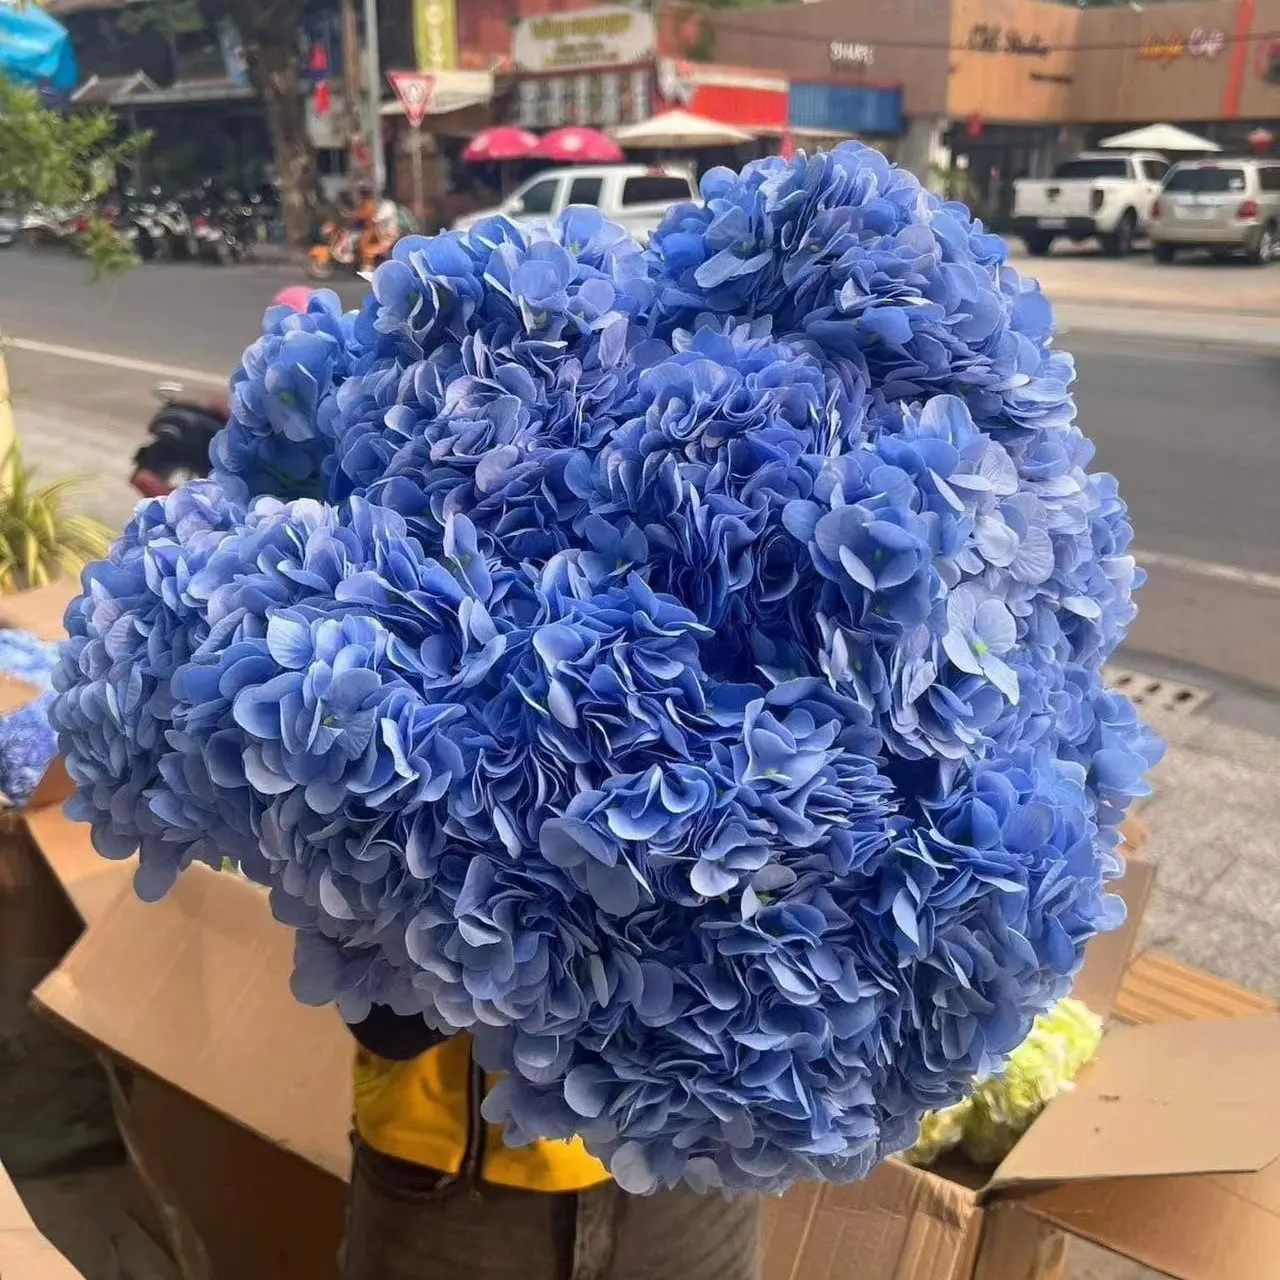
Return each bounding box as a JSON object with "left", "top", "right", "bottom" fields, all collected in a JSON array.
[{"left": 341, "top": 1141, "right": 762, "bottom": 1280}]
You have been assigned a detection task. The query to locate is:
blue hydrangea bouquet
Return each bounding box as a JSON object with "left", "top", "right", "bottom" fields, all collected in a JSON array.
[{"left": 50, "top": 144, "right": 1161, "bottom": 1196}]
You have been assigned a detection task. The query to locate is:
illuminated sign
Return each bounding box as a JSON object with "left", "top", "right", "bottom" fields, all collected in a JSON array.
[{"left": 1138, "top": 28, "right": 1227, "bottom": 64}]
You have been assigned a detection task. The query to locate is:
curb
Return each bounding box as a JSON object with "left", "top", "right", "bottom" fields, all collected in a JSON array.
[{"left": 1054, "top": 302, "right": 1280, "bottom": 349}]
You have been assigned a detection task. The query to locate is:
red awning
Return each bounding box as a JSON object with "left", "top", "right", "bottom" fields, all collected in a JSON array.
[{"left": 686, "top": 82, "right": 787, "bottom": 132}]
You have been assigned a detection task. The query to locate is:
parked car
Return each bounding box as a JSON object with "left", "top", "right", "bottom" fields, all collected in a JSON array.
[
  {"left": 1148, "top": 158, "right": 1280, "bottom": 264},
  {"left": 0, "top": 207, "right": 16, "bottom": 248},
  {"left": 452, "top": 165, "right": 697, "bottom": 243},
  {"left": 1012, "top": 151, "right": 1169, "bottom": 257}
]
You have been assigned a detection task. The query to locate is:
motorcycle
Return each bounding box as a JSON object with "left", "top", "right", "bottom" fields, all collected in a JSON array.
[
  {"left": 306, "top": 198, "right": 406, "bottom": 280},
  {"left": 129, "top": 383, "right": 224, "bottom": 497},
  {"left": 128, "top": 187, "right": 165, "bottom": 261},
  {"left": 155, "top": 192, "right": 197, "bottom": 260},
  {"left": 194, "top": 188, "right": 259, "bottom": 265},
  {"left": 306, "top": 217, "right": 362, "bottom": 280},
  {"left": 21, "top": 204, "right": 81, "bottom": 249},
  {"left": 128, "top": 292, "right": 308, "bottom": 498}
]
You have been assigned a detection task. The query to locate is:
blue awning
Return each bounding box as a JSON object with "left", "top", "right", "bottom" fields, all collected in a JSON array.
[{"left": 0, "top": 0, "right": 78, "bottom": 92}]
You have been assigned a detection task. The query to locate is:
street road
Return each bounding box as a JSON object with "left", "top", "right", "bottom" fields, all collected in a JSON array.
[{"left": 3, "top": 247, "right": 1278, "bottom": 690}]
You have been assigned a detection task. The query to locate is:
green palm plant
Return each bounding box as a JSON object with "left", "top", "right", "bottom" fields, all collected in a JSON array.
[{"left": 0, "top": 443, "right": 112, "bottom": 593}]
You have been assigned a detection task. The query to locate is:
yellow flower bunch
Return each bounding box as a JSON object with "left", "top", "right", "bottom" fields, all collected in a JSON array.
[{"left": 905, "top": 997, "right": 1103, "bottom": 1167}]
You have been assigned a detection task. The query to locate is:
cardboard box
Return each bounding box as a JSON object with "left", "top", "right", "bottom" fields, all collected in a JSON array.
[
  {"left": 0, "top": 580, "right": 79, "bottom": 644},
  {"left": 25, "top": 807, "right": 1280, "bottom": 1280},
  {"left": 0, "top": 1160, "right": 87, "bottom": 1279}
]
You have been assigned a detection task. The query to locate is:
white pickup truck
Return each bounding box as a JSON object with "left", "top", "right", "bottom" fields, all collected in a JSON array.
[
  {"left": 1012, "top": 151, "right": 1170, "bottom": 257},
  {"left": 452, "top": 164, "right": 697, "bottom": 243}
]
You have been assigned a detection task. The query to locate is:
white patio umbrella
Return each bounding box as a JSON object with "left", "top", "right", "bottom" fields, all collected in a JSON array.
[
  {"left": 611, "top": 109, "right": 754, "bottom": 149},
  {"left": 1098, "top": 123, "right": 1222, "bottom": 152}
]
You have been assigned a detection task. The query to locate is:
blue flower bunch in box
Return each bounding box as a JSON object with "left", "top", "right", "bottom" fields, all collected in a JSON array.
[
  {"left": 0, "top": 629, "right": 61, "bottom": 806},
  {"left": 50, "top": 144, "right": 1161, "bottom": 1195}
]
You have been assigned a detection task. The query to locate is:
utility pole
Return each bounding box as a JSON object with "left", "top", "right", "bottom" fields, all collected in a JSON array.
[
  {"left": 363, "top": 0, "right": 385, "bottom": 194},
  {"left": 339, "top": 0, "right": 369, "bottom": 184}
]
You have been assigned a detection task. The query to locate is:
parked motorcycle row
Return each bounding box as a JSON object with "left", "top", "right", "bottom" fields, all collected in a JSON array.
[{"left": 17, "top": 181, "right": 284, "bottom": 266}]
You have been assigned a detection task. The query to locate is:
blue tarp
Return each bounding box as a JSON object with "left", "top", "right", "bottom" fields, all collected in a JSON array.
[{"left": 0, "top": 1, "right": 78, "bottom": 93}]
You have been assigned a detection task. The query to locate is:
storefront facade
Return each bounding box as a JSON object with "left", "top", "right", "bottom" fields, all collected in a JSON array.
[
  {"left": 508, "top": 5, "right": 657, "bottom": 128},
  {"left": 941, "top": 0, "right": 1271, "bottom": 220},
  {"left": 664, "top": 0, "right": 952, "bottom": 170}
]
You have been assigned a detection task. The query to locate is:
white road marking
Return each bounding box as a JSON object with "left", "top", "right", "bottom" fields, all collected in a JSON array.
[
  {"left": 1137, "top": 549, "right": 1280, "bottom": 594},
  {"left": 5, "top": 337, "right": 226, "bottom": 388}
]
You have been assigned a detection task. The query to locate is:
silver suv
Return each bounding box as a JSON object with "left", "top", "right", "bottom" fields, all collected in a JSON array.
[{"left": 1149, "top": 158, "right": 1280, "bottom": 264}]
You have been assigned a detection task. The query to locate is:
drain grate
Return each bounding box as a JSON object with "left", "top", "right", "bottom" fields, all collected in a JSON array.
[{"left": 1105, "top": 666, "right": 1212, "bottom": 718}]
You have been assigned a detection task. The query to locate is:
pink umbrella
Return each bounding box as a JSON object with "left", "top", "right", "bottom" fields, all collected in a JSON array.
[
  {"left": 463, "top": 126, "right": 539, "bottom": 163},
  {"left": 532, "top": 127, "right": 623, "bottom": 164}
]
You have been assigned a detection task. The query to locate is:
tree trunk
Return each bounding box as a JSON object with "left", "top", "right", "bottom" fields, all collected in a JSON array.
[{"left": 234, "top": 8, "right": 318, "bottom": 246}]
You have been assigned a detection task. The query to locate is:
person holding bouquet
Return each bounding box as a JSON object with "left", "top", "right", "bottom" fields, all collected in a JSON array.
[{"left": 342, "top": 1012, "right": 761, "bottom": 1279}]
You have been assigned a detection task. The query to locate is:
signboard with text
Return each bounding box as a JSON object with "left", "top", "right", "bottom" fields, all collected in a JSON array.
[
  {"left": 512, "top": 5, "right": 655, "bottom": 74},
  {"left": 414, "top": 0, "right": 457, "bottom": 73},
  {"left": 829, "top": 40, "right": 875, "bottom": 67},
  {"left": 1137, "top": 27, "right": 1227, "bottom": 64}
]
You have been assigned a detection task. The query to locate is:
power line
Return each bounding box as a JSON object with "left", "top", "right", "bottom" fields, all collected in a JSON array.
[{"left": 694, "top": 13, "right": 1280, "bottom": 58}]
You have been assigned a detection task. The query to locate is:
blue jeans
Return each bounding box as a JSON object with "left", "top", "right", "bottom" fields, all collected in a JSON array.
[{"left": 341, "top": 1140, "right": 762, "bottom": 1280}]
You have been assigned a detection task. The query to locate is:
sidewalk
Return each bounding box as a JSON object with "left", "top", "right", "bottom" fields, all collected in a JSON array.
[
  {"left": 1067, "top": 662, "right": 1280, "bottom": 1280},
  {"left": 1006, "top": 243, "right": 1280, "bottom": 347}
]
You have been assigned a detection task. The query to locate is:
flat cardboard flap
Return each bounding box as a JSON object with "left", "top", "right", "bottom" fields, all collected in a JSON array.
[
  {"left": 0, "top": 580, "right": 79, "bottom": 642},
  {"left": 1009, "top": 1162, "right": 1280, "bottom": 1280},
  {"left": 22, "top": 802, "right": 131, "bottom": 926},
  {"left": 33, "top": 863, "right": 354, "bottom": 1180},
  {"left": 989, "top": 1014, "right": 1280, "bottom": 1190},
  {"left": 1070, "top": 855, "right": 1154, "bottom": 1019},
  {"left": 0, "top": 1160, "right": 87, "bottom": 1279}
]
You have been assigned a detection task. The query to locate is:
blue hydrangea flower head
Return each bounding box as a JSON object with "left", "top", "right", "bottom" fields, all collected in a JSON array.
[{"left": 52, "top": 144, "right": 1158, "bottom": 1195}]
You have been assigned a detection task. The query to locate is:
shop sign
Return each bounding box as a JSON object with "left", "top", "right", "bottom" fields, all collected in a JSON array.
[
  {"left": 512, "top": 5, "right": 655, "bottom": 74},
  {"left": 413, "top": 0, "right": 457, "bottom": 73},
  {"left": 1138, "top": 28, "right": 1227, "bottom": 64},
  {"left": 967, "top": 24, "right": 1049, "bottom": 57},
  {"left": 829, "top": 40, "right": 875, "bottom": 67},
  {"left": 1190, "top": 27, "right": 1228, "bottom": 57}
]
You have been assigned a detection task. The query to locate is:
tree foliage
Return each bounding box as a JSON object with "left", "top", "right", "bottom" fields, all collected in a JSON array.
[{"left": 0, "top": 75, "right": 146, "bottom": 275}]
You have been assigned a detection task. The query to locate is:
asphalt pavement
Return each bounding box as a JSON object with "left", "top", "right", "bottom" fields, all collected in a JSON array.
[{"left": 2, "top": 246, "right": 1277, "bottom": 693}]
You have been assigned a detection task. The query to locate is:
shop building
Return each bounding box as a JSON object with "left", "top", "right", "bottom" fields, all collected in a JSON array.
[
  {"left": 944, "top": 0, "right": 1280, "bottom": 221},
  {"left": 678, "top": 0, "right": 952, "bottom": 171},
  {"left": 490, "top": 0, "right": 950, "bottom": 177}
]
